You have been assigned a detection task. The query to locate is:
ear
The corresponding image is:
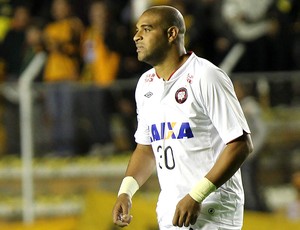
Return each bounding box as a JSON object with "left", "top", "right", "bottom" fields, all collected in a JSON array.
[{"left": 167, "top": 26, "right": 179, "bottom": 42}]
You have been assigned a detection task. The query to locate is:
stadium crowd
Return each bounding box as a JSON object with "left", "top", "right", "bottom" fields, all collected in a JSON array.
[{"left": 0, "top": 0, "right": 299, "bottom": 157}]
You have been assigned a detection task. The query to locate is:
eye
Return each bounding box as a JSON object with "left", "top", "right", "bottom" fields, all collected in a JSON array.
[{"left": 143, "top": 26, "right": 152, "bottom": 32}]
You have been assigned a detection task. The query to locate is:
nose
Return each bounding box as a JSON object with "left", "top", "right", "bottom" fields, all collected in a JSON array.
[{"left": 133, "top": 30, "right": 142, "bottom": 42}]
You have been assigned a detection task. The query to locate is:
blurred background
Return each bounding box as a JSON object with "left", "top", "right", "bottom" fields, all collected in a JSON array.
[{"left": 0, "top": 0, "right": 299, "bottom": 229}]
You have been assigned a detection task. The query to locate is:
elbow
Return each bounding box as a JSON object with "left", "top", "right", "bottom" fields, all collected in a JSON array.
[
  {"left": 245, "top": 133, "right": 254, "bottom": 156},
  {"left": 249, "top": 142, "right": 254, "bottom": 154}
]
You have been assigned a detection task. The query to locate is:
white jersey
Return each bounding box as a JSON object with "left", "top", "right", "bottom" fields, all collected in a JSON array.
[{"left": 134, "top": 52, "right": 250, "bottom": 229}]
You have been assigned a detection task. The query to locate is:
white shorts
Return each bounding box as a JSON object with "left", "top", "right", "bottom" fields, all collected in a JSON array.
[
  {"left": 157, "top": 196, "right": 243, "bottom": 230},
  {"left": 159, "top": 218, "right": 242, "bottom": 230}
]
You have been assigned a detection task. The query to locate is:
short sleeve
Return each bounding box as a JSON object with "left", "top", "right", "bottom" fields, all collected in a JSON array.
[
  {"left": 199, "top": 67, "right": 250, "bottom": 144},
  {"left": 134, "top": 75, "right": 152, "bottom": 145}
]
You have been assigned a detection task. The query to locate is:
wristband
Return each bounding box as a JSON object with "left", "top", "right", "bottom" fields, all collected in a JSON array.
[
  {"left": 189, "top": 177, "right": 217, "bottom": 203},
  {"left": 118, "top": 176, "right": 139, "bottom": 198}
]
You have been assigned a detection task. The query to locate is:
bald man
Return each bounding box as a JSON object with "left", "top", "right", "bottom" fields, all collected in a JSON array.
[{"left": 112, "top": 5, "right": 253, "bottom": 230}]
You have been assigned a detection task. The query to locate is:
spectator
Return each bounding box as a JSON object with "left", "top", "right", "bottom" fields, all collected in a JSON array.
[
  {"left": 77, "top": 0, "right": 121, "bottom": 155},
  {"left": 270, "top": 0, "right": 300, "bottom": 71},
  {"left": 0, "top": 5, "right": 31, "bottom": 80},
  {"left": 221, "top": 0, "right": 279, "bottom": 72},
  {"left": 81, "top": 0, "right": 120, "bottom": 86},
  {"left": 113, "top": 0, "right": 150, "bottom": 151},
  {"left": 43, "top": 0, "right": 83, "bottom": 82},
  {"left": 234, "top": 79, "right": 270, "bottom": 212},
  {"left": 267, "top": 0, "right": 300, "bottom": 106},
  {"left": 0, "top": 5, "right": 31, "bottom": 155},
  {"left": 20, "top": 19, "right": 45, "bottom": 76},
  {"left": 42, "top": 0, "right": 84, "bottom": 156}
]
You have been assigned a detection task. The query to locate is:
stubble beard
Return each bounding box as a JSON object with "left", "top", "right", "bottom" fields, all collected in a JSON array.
[{"left": 138, "top": 47, "right": 166, "bottom": 67}]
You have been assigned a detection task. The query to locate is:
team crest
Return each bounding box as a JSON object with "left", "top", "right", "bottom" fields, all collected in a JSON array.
[{"left": 175, "top": 87, "right": 188, "bottom": 104}]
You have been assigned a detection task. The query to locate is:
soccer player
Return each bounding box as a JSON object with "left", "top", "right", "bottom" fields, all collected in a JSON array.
[{"left": 112, "top": 5, "right": 253, "bottom": 230}]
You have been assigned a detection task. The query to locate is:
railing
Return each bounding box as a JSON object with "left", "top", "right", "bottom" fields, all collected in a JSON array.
[{"left": 19, "top": 52, "right": 47, "bottom": 223}]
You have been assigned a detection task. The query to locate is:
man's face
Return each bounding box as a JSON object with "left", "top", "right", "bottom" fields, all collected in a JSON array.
[{"left": 133, "top": 12, "right": 169, "bottom": 66}]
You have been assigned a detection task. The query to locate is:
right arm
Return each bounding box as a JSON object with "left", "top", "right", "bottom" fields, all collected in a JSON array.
[
  {"left": 112, "top": 144, "right": 156, "bottom": 227},
  {"left": 125, "top": 144, "right": 156, "bottom": 185}
]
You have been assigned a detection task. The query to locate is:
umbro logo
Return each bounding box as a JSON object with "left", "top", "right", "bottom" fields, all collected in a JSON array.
[{"left": 144, "top": 92, "right": 153, "bottom": 98}]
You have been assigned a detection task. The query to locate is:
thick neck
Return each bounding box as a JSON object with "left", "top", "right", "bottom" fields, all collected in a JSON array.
[{"left": 154, "top": 48, "right": 188, "bottom": 81}]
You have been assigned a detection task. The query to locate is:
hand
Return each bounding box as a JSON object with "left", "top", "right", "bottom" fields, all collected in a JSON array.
[
  {"left": 112, "top": 193, "right": 133, "bottom": 227},
  {"left": 172, "top": 194, "right": 201, "bottom": 227}
]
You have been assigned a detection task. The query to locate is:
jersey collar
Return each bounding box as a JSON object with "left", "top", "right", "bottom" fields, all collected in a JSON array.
[{"left": 156, "top": 51, "right": 195, "bottom": 81}]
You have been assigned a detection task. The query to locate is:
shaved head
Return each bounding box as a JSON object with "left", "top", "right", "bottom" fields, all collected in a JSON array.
[
  {"left": 143, "top": 5, "right": 186, "bottom": 35},
  {"left": 133, "top": 5, "right": 187, "bottom": 67}
]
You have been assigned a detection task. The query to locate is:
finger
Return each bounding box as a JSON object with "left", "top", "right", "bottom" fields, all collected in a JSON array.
[
  {"left": 112, "top": 205, "right": 122, "bottom": 223},
  {"left": 114, "top": 219, "right": 130, "bottom": 227},
  {"left": 190, "top": 214, "right": 198, "bottom": 225},
  {"left": 120, "top": 201, "right": 129, "bottom": 216},
  {"left": 112, "top": 202, "right": 129, "bottom": 223},
  {"left": 120, "top": 201, "right": 130, "bottom": 217},
  {"left": 121, "top": 214, "right": 133, "bottom": 224},
  {"left": 184, "top": 215, "right": 191, "bottom": 227},
  {"left": 172, "top": 210, "right": 180, "bottom": 226},
  {"left": 113, "top": 214, "right": 133, "bottom": 227},
  {"left": 184, "top": 212, "right": 197, "bottom": 227},
  {"left": 177, "top": 213, "right": 185, "bottom": 227},
  {"left": 113, "top": 213, "right": 126, "bottom": 227}
]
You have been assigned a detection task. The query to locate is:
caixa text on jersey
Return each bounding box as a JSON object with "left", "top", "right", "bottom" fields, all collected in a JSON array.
[{"left": 149, "top": 122, "right": 194, "bottom": 142}]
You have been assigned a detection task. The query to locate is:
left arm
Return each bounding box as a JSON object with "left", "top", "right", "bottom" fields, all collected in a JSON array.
[
  {"left": 206, "top": 132, "right": 253, "bottom": 187},
  {"left": 173, "top": 67, "right": 253, "bottom": 227},
  {"left": 172, "top": 132, "right": 253, "bottom": 227}
]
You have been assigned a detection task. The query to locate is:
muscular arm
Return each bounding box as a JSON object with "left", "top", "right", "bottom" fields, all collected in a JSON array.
[
  {"left": 112, "top": 144, "right": 156, "bottom": 227},
  {"left": 205, "top": 132, "right": 253, "bottom": 187},
  {"left": 173, "top": 132, "right": 253, "bottom": 227},
  {"left": 125, "top": 144, "right": 156, "bottom": 187}
]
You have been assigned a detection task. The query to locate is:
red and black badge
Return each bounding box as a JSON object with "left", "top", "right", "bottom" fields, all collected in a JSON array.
[{"left": 175, "top": 87, "right": 188, "bottom": 104}]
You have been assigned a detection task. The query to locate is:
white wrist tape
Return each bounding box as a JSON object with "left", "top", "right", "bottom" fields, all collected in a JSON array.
[
  {"left": 118, "top": 176, "right": 139, "bottom": 198},
  {"left": 189, "top": 177, "right": 217, "bottom": 203}
]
